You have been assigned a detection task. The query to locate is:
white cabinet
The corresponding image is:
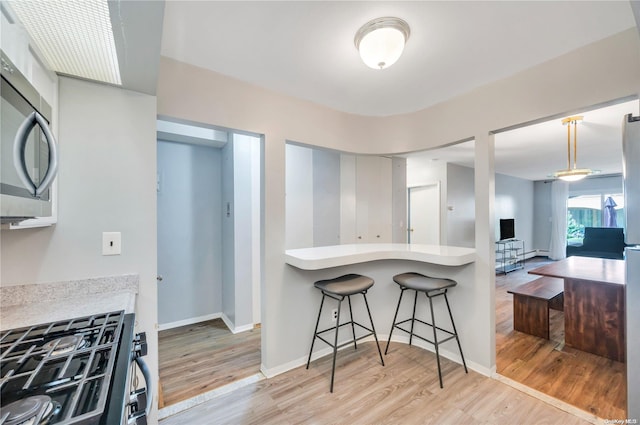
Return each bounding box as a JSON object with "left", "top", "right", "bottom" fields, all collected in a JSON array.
[{"left": 355, "top": 156, "right": 392, "bottom": 243}]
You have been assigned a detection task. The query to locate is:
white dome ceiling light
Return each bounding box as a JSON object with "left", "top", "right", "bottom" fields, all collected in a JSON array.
[{"left": 354, "top": 17, "right": 410, "bottom": 70}]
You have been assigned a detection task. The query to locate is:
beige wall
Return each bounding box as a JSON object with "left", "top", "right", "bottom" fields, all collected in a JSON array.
[{"left": 158, "top": 28, "right": 640, "bottom": 374}]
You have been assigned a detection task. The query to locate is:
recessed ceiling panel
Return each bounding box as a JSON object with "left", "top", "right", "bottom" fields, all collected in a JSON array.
[{"left": 9, "top": 0, "right": 121, "bottom": 85}]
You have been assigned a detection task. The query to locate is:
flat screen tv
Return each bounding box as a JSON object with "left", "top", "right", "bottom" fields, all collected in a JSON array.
[{"left": 499, "top": 219, "right": 515, "bottom": 240}]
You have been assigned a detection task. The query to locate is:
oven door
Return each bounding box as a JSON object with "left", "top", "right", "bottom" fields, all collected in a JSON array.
[{"left": 102, "top": 314, "right": 151, "bottom": 425}]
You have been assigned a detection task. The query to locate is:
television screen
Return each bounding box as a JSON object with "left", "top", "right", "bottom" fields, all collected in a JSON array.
[{"left": 499, "top": 219, "right": 515, "bottom": 240}]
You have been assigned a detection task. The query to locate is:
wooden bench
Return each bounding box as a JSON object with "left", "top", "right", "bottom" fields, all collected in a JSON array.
[{"left": 507, "top": 276, "right": 564, "bottom": 339}]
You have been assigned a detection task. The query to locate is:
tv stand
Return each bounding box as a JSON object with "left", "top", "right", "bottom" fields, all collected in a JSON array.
[{"left": 496, "top": 239, "right": 524, "bottom": 274}]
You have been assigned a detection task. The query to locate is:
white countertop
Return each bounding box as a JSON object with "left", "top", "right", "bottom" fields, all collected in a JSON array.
[
  {"left": 0, "top": 274, "right": 139, "bottom": 331},
  {"left": 285, "top": 243, "right": 476, "bottom": 270}
]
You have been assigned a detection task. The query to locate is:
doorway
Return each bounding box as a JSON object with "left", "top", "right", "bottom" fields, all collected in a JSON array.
[
  {"left": 156, "top": 117, "right": 263, "bottom": 410},
  {"left": 407, "top": 183, "right": 440, "bottom": 244}
]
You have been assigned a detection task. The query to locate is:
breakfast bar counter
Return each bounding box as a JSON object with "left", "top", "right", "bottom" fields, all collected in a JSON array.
[
  {"left": 280, "top": 243, "right": 493, "bottom": 377},
  {"left": 285, "top": 243, "right": 476, "bottom": 270}
]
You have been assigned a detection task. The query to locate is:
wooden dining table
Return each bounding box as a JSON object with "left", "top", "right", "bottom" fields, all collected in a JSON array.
[{"left": 528, "top": 256, "right": 626, "bottom": 362}]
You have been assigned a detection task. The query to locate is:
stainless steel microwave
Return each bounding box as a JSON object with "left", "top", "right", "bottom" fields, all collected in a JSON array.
[{"left": 1, "top": 50, "right": 58, "bottom": 224}]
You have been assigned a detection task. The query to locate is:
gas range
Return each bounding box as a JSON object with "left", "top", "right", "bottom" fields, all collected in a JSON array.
[{"left": 0, "top": 311, "right": 149, "bottom": 425}]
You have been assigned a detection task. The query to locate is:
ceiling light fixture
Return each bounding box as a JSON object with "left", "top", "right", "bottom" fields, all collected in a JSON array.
[
  {"left": 554, "top": 116, "right": 593, "bottom": 182},
  {"left": 354, "top": 17, "right": 410, "bottom": 70}
]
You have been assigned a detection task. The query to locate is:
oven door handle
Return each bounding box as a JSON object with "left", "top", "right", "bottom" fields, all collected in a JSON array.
[
  {"left": 134, "top": 355, "right": 152, "bottom": 417},
  {"left": 13, "top": 111, "right": 59, "bottom": 198}
]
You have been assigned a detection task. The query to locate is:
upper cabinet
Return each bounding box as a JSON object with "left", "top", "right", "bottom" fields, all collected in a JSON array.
[
  {"left": 354, "top": 155, "right": 392, "bottom": 243},
  {"left": 285, "top": 144, "right": 401, "bottom": 248}
]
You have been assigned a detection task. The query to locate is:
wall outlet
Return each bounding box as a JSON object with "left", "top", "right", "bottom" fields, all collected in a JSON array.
[
  {"left": 102, "top": 232, "right": 121, "bottom": 255},
  {"left": 331, "top": 308, "right": 338, "bottom": 322}
]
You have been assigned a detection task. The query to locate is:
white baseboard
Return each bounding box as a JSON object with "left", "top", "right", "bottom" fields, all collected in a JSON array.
[
  {"left": 220, "top": 313, "right": 254, "bottom": 334},
  {"left": 158, "top": 313, "right": 221, "bottom": 331},
  {"left": 261, "top": 334, "right": 493, "bottom": 379}
]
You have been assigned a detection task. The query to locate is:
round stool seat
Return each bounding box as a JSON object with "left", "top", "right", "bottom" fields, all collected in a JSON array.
[
  {"left": 393, "top": 272, "right": 456, "bottom": 293},
  {"left": 314, "top": 274, "right": 374, "bottom": 296}
]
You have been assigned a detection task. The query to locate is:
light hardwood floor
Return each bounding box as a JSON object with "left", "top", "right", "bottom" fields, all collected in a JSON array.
[
  {"left": 158, "top": 319, "right": 261, "bottom": 407},
  {"left": 158, "top": 259, "right": 626, "bottom": 422},
  {"left": 496, "top": 258, "right": 626, "bottom": 419},
  {"left": 160, "top": 341, "right": 591, "bottom": 425}
]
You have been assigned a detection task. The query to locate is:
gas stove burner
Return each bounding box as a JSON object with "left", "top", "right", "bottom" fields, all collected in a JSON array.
[
  {"left": 2, "top": 395, "right": 57, "bottom": 425},
  {"left": 42, "top": 335, "right": 86, "bottom": 356}
]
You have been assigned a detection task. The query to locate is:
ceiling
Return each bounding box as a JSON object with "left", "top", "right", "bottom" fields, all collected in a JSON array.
[
  {"left": 7, "top": 1, "right": 637, "bottom": 182},
  {"left": 160, "top": 1, "right": 639, "bottom": 181},
  {"left": 161, "top": 1, "right": 636, "bottom": 117},
  {"left": 406, "top": 99, "right": 639, "bottom": 181}
]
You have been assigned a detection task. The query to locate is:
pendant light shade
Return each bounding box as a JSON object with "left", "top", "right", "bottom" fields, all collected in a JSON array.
[
  {"left": 554, "top": 116, "right": 593, "bottom": 182},
  {"left": 354, "top": 17, "right": 410, "bottom": 70}
]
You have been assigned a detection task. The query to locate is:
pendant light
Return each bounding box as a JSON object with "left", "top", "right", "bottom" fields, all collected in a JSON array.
[
  {"left": 554, "top": 116, "right": 592, "bottom": 182},
  {"left": 354, "top": 17, "right": 410, "bottom": 70}
]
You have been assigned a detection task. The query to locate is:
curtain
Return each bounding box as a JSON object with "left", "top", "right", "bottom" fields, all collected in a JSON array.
[{"left": 549, "top": 180, "right": 569, "bottom": 260}]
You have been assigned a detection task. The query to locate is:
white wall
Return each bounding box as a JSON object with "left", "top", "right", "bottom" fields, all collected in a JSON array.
[
  {"left": 495, "top": 173, "right": 535, "bottom": 251},
  {"left": 406, "top": 157, "right": 448, "bottom": 244},
  {"left": 0, "top": 77, "right": 158, "bottom": 423},
  {"left": 232, "top": 134, "right": 260, "bottom": 330},
  {"left": 221, "top": 141, "right": 235, "bottom": 324},
  {"left": 157, "top": 28, "right": 640, "bottom": 388},
  {"left": 156, "top": 141, "right": 222, "bottom": 325}
]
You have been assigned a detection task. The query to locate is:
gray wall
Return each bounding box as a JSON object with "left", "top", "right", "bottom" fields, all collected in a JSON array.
[
  {"left": 312, "top": 150, "right": 341, "bottom": 246},
  {"left": 157, "top": 141, "right": 222, "bottom": 325},
  {"left": 285, "top": 144, "right": 313, "bottom": 249},
  {"left": 446, "top": 163, "right": 476, "bottom": 247},
  {"left": 568, "top": 174, "right": 623, "bottom": 195},
  {"left": 0, "top": 77, "right": 159, "bottom": 423},
  {"left": 533, "top": 181, "right": 553, "bottom": 252},
  {"left": 392, "top": 157, "right": 408, "bottom": 243},
  {"left": 495, "top": 173, "right": 535, "bottom": 251}
]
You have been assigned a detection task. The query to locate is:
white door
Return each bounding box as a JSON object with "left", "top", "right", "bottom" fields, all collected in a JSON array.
[{"left": 408, "top": 183, "right": 440, "bottom": 244}]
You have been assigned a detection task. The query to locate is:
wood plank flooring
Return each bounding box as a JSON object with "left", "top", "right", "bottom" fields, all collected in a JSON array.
[
  {"left": 496, "top": 258, "right": 626, "bottom": 419},
  {"left": 158, "top": 319, "right": 261, "bottom": 407},
  {"left": 158, "top": 258, "right": 626, "bottom": 421},
  {"left": 160, "top": 341, "right": 591, "bottom": 425}
]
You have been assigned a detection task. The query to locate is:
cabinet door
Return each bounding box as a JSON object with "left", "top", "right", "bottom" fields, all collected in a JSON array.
[{"left": 356, "top": 156, "right": 392, "bottom": 243}]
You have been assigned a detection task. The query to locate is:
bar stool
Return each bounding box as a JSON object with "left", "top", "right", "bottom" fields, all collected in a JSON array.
[
  {"left": 306, "top": 273, "right": 385, "bottom": 392},
  {"left": 385, "top": 272, "right": 467, "bottom": 388}
]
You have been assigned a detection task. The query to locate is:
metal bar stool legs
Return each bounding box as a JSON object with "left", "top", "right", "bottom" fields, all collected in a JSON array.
[
  {"left": 306, "top": 274, "right": 384, "bottom": 392},
  {"left": 385, "top": 272, "right": 468, "bottom": 388}
]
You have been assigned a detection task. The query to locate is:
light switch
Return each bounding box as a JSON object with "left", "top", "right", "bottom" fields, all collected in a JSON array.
[{"left": 102, "top": 232, "right": 121, "bottom": 255}]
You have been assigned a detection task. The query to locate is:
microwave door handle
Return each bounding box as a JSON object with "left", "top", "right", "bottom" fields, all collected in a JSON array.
[
  {"left": 13, "top": 111, "right": 38, "bottom": 196},
  {"left": 33, "top": 111, "right": 58, "bottom": 198},
  {"left": 12, "top": 111, "right": 58, "bottom": 198}
]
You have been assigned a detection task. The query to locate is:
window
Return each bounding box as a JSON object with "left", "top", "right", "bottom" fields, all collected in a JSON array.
[{"left": 567, "top": 193, "right": 625, "bottom": 245}]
